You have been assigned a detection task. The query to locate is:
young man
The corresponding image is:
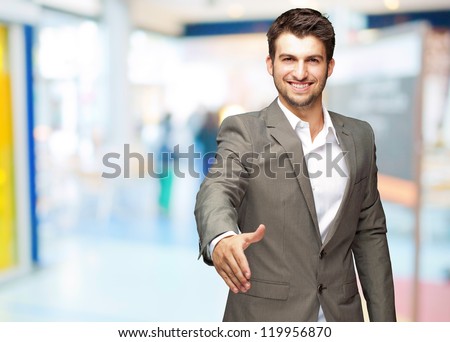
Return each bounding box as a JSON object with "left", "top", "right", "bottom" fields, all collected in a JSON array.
[{"left": 195, "top": 8, "right": 396, "bottom": 322}]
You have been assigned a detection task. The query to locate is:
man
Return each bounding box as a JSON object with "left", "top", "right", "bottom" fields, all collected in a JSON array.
[{"left": 194, "top": 8, "right": 396, "bottom": 322}]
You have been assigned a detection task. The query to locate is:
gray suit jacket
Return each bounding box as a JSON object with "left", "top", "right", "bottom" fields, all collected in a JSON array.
[{"left": 194, "top": 99, "right": 396, "bottom": 322}]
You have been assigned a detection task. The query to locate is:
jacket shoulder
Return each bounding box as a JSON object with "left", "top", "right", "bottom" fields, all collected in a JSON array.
[
  {"left": 329, "top": 110, "right": 374, "bottom": 134},
  {"left": 219, "top": 108, "right": 270, "bottom": 135}
]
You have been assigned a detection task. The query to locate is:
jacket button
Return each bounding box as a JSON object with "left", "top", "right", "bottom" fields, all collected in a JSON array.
[
  {"left": 319, "top": 250, "right": 326, "bottom": 259},
  {"left": 317, "top": 284, "right": 325, "bottom": 294}
]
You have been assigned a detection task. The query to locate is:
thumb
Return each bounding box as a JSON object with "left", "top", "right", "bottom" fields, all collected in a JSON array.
[{"left": 244, "top": 224, "right": 266, "bottom": 247}]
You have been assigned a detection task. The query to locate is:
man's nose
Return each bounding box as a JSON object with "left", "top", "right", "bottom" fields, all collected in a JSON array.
[{"left": 292, "top": 62, "right": 307, "bottom": 79}]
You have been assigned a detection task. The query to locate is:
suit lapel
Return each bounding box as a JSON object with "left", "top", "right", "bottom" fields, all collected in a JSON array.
[
  {"left": 323, "top": 112, "right": 357, "bottom": 246},
  {"left": 264, "top": 100, "right": 321, "bottom": 240}
]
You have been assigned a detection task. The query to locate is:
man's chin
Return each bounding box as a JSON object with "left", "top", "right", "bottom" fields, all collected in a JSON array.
[{"left": 286, "top": 96, "right": 315, "bottom": 109}]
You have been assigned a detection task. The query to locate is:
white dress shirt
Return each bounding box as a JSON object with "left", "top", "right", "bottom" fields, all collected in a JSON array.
[
  {"left": 210, "top": 99, "right": 349, "bottom": 321},
  {"left": 278, "top": 99, "right": 349, "bottom": 243}
]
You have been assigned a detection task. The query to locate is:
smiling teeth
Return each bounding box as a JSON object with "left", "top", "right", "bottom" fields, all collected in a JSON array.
[{"left": 291, "top": 83, "right": 308, "bottom": 89}]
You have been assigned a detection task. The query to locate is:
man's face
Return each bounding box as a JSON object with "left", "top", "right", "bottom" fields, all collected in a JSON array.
[{"left": 266, "top": 33, "right": 335, "bottom": 114}]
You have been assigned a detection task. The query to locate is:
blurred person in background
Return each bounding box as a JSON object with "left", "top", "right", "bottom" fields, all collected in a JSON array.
[
  {"left": 157, "top": 113, "right": 174, "bottom": 215},
  {"left": 195, "top": 8, "right": 396, "bottom": 322},
  {"left": 194, "top": 111, "right": 219, "bottom": 177}
]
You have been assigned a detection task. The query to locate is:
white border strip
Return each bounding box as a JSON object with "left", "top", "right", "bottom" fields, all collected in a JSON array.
[{"left": 0, "top": 322, "right": 449, "bottom": 341}]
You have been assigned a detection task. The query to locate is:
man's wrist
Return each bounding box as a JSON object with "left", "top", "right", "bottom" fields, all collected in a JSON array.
[{"left": 209, "top": 231, "right": 237, "bottom": 261}]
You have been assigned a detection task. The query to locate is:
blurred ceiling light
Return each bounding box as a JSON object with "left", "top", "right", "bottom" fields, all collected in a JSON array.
[
  {"left": 228, "top": 3, "right": 245, "bottom": 19},
  {"left": 384, "top": 0, "right": 400, "bottom": 11}
]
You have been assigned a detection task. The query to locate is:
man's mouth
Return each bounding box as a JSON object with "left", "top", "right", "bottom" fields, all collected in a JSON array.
[{"left": 288, "top": 81, "right": 312, "bottom": 90}]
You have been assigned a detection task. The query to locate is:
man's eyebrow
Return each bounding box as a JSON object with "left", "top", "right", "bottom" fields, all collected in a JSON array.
[
  {"left": 278, "top": 53, "right": 324, "bottom": 60},
  {"left": 278, "top": 53, "right": 297, "bottom": 59},
  {"left": 307, "top": 55, "right": 325, "bottom": 59},
  {"left": 278, "top": 53, "right": 296, "bottom": 58}
]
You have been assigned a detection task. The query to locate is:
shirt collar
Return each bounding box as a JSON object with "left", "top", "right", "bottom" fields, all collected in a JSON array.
[{"left": 277, "top": 98, "right": 340, "bottom": 144}]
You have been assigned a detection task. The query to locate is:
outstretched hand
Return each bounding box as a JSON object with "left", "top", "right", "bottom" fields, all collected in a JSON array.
[{"left": 212, "top": 224, "right": 266, "bottom": 293}]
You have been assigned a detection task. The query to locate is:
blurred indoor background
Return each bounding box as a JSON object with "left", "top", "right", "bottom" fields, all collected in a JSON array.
[{"left": 0, "top": 0, "right": 449, "bottom": 322}]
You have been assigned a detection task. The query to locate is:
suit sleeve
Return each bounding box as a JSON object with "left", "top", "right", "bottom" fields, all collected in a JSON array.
[
  {"left": 351, "top": 122, "right": 397, "bottom": 322},
  {"left": 194, "top": 115, "right": 252, "bottom": 265}
]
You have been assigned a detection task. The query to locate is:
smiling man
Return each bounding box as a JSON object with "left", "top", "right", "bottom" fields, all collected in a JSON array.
[{"left": 195, "top": 8, "right": 396, "bottom": 322}]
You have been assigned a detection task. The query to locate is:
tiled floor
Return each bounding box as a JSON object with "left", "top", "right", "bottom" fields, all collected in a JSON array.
[{"left": 0, "top": 219, "right": 228, "bottom": 322}]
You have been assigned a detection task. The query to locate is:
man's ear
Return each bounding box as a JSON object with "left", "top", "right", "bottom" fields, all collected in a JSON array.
[
  {"left": 327, "top": 58, "right": 335, "bottom": 77},
  {"left": 266, "top": 55, "right": 274, "bottom": 76}
]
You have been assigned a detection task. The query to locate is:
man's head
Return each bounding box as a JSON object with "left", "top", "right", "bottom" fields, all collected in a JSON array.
[{"left": 267, "top": 8, "right": 335, "bottom": 63}]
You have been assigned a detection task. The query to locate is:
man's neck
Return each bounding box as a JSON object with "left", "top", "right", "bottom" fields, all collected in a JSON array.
[{"left": 280, "top": 98, "right": 324, "bottom": 140}]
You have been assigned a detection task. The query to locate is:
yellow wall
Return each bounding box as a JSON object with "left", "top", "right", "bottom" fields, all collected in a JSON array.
[{"left": 0, "top": 25, "right": 17, "bottom": 270}]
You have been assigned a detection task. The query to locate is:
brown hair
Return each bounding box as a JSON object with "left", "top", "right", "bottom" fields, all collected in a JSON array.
[{"left": 267, "top": 8, "right": 335, "bottom": 62}]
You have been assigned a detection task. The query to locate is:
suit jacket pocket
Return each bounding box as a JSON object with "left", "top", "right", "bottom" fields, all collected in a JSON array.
[{"left": 243, "top": 279, "right": 290, "bottom": 301}]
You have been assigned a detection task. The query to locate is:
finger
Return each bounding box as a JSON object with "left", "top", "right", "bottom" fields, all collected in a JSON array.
[
  {"left": 227, "top": 251, "right": 251, "bottom": 290},
  {"left": 217, "top": 267, "right": 239, "bottom": 293},
  {"left": 243, "top": 224, "right": 266, "bottom": 247},
  {"left": 233, "top": 247, "right": 251, "bottom": 280},
  {"left": 217, "top": 262, "right": 247, "bottom": 293},
  {"left": 223, "top": 254, "right": 250, "bottom": 292}
]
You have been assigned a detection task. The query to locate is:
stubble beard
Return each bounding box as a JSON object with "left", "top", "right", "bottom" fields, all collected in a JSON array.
[{"left": 284, "top": 89, "right": 320, "bottom": 109}]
